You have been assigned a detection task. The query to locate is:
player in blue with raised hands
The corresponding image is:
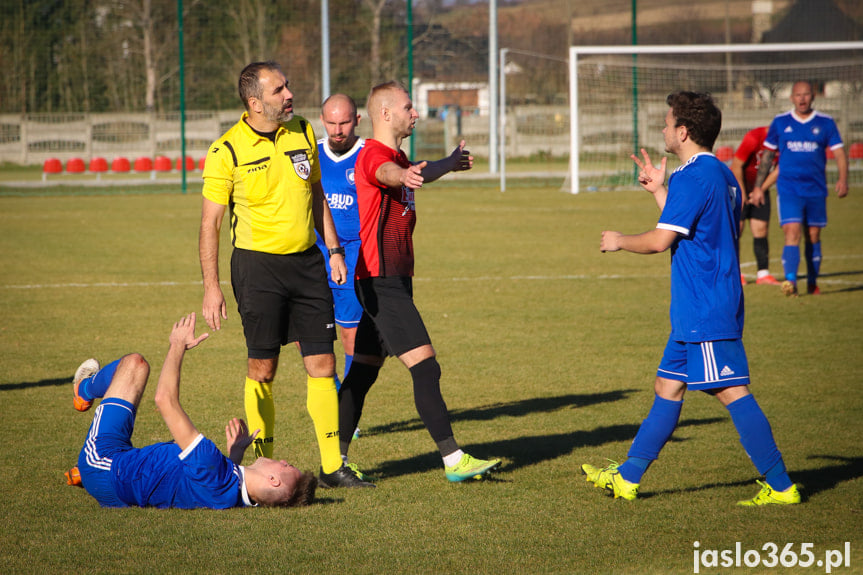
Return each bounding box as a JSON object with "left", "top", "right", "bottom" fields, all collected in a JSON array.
[
  {"left": 581, "top": 91, "right": 800, "bottom": 506},
  {"left": 752, "top": 80, "right": 849, "bottom": 296},
  {"left": 66, "top": 313, "right": 317, "bottom": 508}
]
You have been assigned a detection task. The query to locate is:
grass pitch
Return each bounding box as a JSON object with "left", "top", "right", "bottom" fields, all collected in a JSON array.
[{"left": 1, "top": 178, "right": 861, "bottom": 574}]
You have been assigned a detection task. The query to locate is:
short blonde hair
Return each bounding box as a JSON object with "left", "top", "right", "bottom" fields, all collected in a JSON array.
[
  {"left": 256, "top": 470, "right": 318, "bottom": 508},
  {"left": 366, "top": 81, "right": 408, "bottom": 126}
]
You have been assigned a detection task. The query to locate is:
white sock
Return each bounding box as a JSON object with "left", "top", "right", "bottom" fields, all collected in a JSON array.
[
  {"left": 757, "top": 269, "right": 770, "bottom": 279},
  {"left": 443, "top": 449, "right": 465, "bottom": 468}
]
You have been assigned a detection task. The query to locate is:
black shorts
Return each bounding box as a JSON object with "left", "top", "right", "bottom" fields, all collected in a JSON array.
[
  {"left": 354, "top": 276, "right": 432, "bottom": 358},
  {"left": 231, "top": 247, "right": 336, "bottom": 359},
  {"left": 742, "top": 188, "right": 771, "bottom": 222}
]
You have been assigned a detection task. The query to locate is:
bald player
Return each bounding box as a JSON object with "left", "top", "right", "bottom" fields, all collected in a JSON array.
[{"left": 335, "top": 81, "right": 501, "bottom": 483}]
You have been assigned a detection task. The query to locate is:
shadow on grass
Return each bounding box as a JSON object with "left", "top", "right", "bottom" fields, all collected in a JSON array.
[
  {"left": 0, "top": 377, "right": 67, "bottom": 392},
  {"left": 795, "top": 455, "right": 863, "bottom": 498},
  {"left": 612, "top": 454, "right": 863, "bottom": 501},
  {"left": 800, "top": 269, "right": 863, "bottom": 295},
  {"left": 370, "top": 416, "right": 724, "bottom": 480},
  {"left": 363, "top": 389, "right": 642, "bottom": 436}
]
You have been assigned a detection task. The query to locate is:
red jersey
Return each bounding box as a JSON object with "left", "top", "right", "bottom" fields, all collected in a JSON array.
[
  {"left": 354, "top": 139, "right": 417, "bottom": 278},
  {"left": 733, "top": 126, "right": 777, "bottom": 191}
]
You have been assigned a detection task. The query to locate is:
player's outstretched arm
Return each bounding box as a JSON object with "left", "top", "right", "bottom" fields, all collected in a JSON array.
[
  {"left": 154, "top": 313, "right": 210, "bottom": 451},
  {"left": 419, "top": 140, "right": 473, "bottom": 183},
  {"left": 631, "top": 149, "right": 668, "bottom": 209},
  {"left": 226, "top": 417, "right": 259, "bottom": 465},
  {"left": 377, "top": 161, "right": 426, "bottom": 190}
]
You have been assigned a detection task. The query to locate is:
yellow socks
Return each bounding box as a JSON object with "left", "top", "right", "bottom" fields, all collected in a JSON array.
[
  {"left": 306, "top": 376, "right": 342, "bottom": 474},
  {"left": 244, "top": 377, "right": 275, "bottom": 459},
  {"left": 244, "top": 375, "right": 341, "bottom": 473}
]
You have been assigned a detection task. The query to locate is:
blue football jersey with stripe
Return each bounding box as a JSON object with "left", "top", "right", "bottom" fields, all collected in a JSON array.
[
  {"left": 658, "top": 153, "right": 744, "bottom": 343},
  {"left": 315, "top": 138, "right": 364, "bottom": 286},
  {"left": 763, "top": 110, "right": 843, "bottom": 197},
  {"left": 111, "top": 434, "right": 245, "bottom": 509}
]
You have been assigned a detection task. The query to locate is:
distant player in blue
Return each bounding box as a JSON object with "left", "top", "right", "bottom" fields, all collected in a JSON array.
[
  {"left": 753, "top": 80, "right": 849, "bottom": 296},
  {"left": 582, "top": 91, "right": 800, "bottom": 506},
  {"left": 66, "top": 313, "right": 317, "bottom": 508},
  {"left": 314, "top": 94, "right": 365, "bottom": 387}
]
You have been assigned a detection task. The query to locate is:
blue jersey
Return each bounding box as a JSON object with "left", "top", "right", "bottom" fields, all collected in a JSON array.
[
  {"left": 763, "top": 110, "right": 843, "bottom": 197},
  {"left": 111, "top": 434, "right": 246, "bottom": 509},
  {"left": 315, "top": 137, "right": 364, "bottom": 287},
  {"left": 658, "top": 153, "right": 744, "bottom": 343}
]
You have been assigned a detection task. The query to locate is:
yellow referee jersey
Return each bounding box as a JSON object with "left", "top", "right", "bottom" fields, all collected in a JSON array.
[{"left": 202, "top": 113, "right": 322, "bottom": 255}]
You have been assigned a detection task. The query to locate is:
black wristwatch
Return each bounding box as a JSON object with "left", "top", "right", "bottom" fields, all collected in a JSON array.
[{"left": 328, "top": 246, "right": 345, "bottom": 257}]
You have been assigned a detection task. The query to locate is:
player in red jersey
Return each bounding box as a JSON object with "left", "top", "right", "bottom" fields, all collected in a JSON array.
[
  {"left": 730, "top": 126, "right": 780, "bottom": 285},
  {"left": 337, "top": 81, "right": 501, "bottom": 483}
]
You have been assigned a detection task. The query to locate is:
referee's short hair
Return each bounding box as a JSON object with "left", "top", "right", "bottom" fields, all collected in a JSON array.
[{"left": 238, "top": 61, "right": 284, "bottom": 111}]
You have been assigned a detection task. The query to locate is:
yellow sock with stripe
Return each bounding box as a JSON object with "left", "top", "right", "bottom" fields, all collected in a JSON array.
[
  {"left": 306, "top": 376, "right": 342, "bottom": 474},
  {"left": 244, "top": 377, "right": 275, "bottom": 459}
]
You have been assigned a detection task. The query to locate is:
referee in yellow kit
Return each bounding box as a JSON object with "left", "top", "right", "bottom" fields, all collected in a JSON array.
[{"left": 199, "top": 61, "right": 373, "bottom": 488}]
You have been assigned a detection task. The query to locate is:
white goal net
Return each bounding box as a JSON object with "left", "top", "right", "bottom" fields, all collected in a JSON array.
[{"left": 566, "top": 42, "right": 863, "bottom": 194}]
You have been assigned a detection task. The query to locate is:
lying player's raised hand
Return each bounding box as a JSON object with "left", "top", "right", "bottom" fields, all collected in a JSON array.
[
  {"left": 226, "top": 417, "right": 260, "bottom": 464},
  {"left": 169, "top": 312, "right": 209, "bottom": 351}
]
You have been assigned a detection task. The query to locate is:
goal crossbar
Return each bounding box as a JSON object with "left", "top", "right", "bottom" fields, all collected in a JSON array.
[{"left": 567, "top": 42, "right": 863, "bottom": 194}]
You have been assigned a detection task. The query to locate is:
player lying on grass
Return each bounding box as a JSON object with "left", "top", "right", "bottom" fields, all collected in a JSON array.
[
  {"left": 65, "top": 313, "right": 317, "bottom": 508},
  {"left": 582, "top": 91, "right": 800, "bottom": 506}
]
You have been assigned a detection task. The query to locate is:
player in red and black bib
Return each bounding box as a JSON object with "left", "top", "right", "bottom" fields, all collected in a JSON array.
[{"left": 339, "top": 81, "right": 502, "bottom": 483}]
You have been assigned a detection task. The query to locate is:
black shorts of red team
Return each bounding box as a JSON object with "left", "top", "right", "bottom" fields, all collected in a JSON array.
[
  {"left": 353, "top": 276, "right": 432, "bottom": 358},
  {"left": 741, "top": 188, "right": 771, "bottom": 222}
]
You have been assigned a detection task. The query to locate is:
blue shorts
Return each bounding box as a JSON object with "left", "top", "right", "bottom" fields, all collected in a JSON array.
[
  {"left": 332, "top": 287, "right": 363, "bottom": 329},
  {"left": 657, "top": 337, "right": 750, "bottom": 391},
  {"left": 776, "top": 193, "right": 827, "bottom": 227},
  {"left": 77, "top": 398, "right": 137, "bottom": 507}
]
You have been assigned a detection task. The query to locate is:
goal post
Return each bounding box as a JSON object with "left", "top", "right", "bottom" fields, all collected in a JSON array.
[{"left": 567, "top": 42, "right": 863, "bottom": 194}]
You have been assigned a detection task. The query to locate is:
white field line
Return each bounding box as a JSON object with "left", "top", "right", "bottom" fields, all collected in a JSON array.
[{"left": 4, "top": 255, "right": 863, "bottom": 291}]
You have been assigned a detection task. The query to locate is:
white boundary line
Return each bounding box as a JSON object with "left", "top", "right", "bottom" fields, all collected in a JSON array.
[{"left": 4, "top": 265, "right": 863, "bottom": 290}]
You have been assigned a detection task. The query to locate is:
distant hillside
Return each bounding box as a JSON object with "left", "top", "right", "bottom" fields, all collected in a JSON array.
[{"left": 439, "top": 0, "right": 862, "bottom": 41}]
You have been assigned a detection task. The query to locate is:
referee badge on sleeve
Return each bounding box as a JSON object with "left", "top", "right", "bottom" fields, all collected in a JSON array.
[{"left": 286, "top": 150, "right": 311, "bottom": 180}]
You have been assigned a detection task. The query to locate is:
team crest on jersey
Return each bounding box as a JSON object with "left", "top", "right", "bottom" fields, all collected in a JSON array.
[
  {"left": 401, "top": 185, "right": 415, "bottom": 213},
  {"left": 346, "top": 168, "right": 355, "bottom": 185},
  {"left": 287, "top": 150, "right": 311, "bottom": 180},
  {"left": 812, "top": 126, "right": 821, "bottom": 135}
]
